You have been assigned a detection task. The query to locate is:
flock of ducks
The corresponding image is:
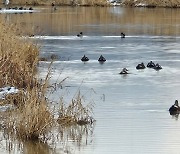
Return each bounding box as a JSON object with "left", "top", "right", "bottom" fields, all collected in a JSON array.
[
  {"left": 81, "top": 55, "right": 162, "bottom": 74},
  {"left": 78, "top": 32, "right": 178, "bottom": 116},
  {"left": 77, "top": 32, "right": 126, "bottom": 39},
  {"left": 136, "top": 61, "right": 162, "bottom": 71},
  {"left": 81, "top": 55, "right": 106, "bottom": 63},
  {"left": 79, "top": 32, "right": 163, "bottom": 74}
]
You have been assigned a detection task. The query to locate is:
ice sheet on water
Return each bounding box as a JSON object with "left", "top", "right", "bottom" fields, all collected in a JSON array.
[{"left": 0, "top": 8, "right": 38, "bottom": 14}]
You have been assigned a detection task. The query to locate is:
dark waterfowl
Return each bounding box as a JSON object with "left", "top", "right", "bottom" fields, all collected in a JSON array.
[
  {"left": 29, "top": 7, "right": 33, "bottom": 10},
  {"left": 119, "top": 68, "right": 129, "bottom": 74},
  {"left": 77, "top": 32, "right": 83, "bottom": 38},
  {"left": 136, "top": 62, "right": 146, "bottom": 69},
  {"left": 147, "top": 61, "right": 155, "bottom": 68},
  {"left": 169, "top": 100, "right": 180, "bottom": 115},
  {"left": 121, "top": 32, "right": 125, "bottom": 38},
  {"left": 98, "top": 55, "right": 106, "bottom": 62},
  {"left": 81, "top": 55, "right": 89, "bottom": 62},
  {"left": 154, "top": 63, "right": 162, "bottom": 70},
  {"left": 19, "top": 7, "right": 23, "bottom": 10}
]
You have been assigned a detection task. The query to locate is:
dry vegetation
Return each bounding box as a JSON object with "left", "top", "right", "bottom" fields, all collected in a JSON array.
[
  {"left": 0, "top": 21, "right": 54, "bottom": 141},
  {"left": 0, "top": 22, "right": 39, "bottom": 89},
  {"left": 0, "top": 21, "right": 94, "bottom": 145},
  {"left": 5, "top": 0, "right": 180, "bottom": 7},
  {"left": 57, "top": 91, "right": 95, "bottom": 126},
  {"left": 9, "top": 0, "right": 110, "bottom": 6},
  {"left": 122, "top": 0, "right": 180, "bottom": 7}
]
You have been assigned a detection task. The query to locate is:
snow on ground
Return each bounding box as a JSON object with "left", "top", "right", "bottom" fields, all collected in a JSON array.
[{"left": 0, "top": 86, "right": 19, "bottom": 100}]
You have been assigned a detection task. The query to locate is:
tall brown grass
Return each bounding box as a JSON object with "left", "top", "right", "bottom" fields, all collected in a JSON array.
[
  {"left": 7, "top": 0, "right": 180, "bottom": 7},
  {"left": 0, "top": 21, "right": 54, "bottom": 141},
  {"left": 4, "top": 87, "right": 54, "bottom": 140},
  {"left": 9, "top": 0, "right": 109, "bottom": 6},
  {"left": 122, "top": 0, "right": 180, "bottom": 7},
  {"left": 57, "top": 91, "right": 95, "bottom": 126},
  {"left": 0, "top": 20, "right": 94, "bottom": 144},
  {"left": 0, "top": 22, "right": 39, "bottom": 89},
  {"left": 57, "top": 91, "right": 95, "bottom": 147}
]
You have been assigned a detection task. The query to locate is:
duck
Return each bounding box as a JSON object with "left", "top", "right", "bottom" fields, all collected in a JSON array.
[
  {"left": 77, "top": 32, "right": 83, "bottom": 38},
  {"left": 154, "top": 63, "right": 162, "bottom": 71},
  {"left": 119, "top": 68, "right": 129, "bottom": 74},
  {"left": 81, "top": 55, "right": 89, "bottom": 62},
  {"left": 169, "top": 100, "right": 180, "bottom": 115},
  {"left": 147, "top": 61, "right": 155, "bottom": 68},
  {"left": 98, "top": 55, "right": 106, "bottom": 62},
  {"left": 136, "top": 62, "right": 146, "bottom": 69},
  {"left": 121, "top": 32, "right": 125, "bottom": 38},
  {"left": 29, "top": 7, "right": 33, "bottom": 10}
]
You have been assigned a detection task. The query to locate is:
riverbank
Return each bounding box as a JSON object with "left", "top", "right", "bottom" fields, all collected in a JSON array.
[
  {"left": 7, "top": 0, "right": 180, "bottom": 7},
  {"left": 0, "top": 20, "right": 94, "bottom": 145},
  {"left": 9, "top": 0, "right": 110, "bottom": 6},
  {"left": 121, "top": 0, "right": 180, "bottom": 8}
]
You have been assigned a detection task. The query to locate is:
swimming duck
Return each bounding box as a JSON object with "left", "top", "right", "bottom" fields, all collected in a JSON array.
[
  {"left": 121, "top": 32, "right": 125, "bottom": 38},
  {"left": 154, "top": 63, "right": 162, "bottom": 70},
  {"left": 81, "top": 55, "right": 89, "bottom": 62},
  {"left": 147, "top": 61, "right": 155, "bottom": 68},
  {"left": 98, "top": 55, "right": 106, "bottom": 62},
  {"left": 169, "top": 100, "right": 180, "bottom": 115},
  {"left": 119, "top": 68, "right": 129, "bottom": 74},
  {"left": 77, "top": 32, "right": 83, "bottom": 38},
  {"left": 136, "top": 62, "right": 146, "bottom": 69}
]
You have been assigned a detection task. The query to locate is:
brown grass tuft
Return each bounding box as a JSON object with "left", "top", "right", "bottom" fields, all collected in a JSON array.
[
  {"left": 57, "top": 91, "right": 95, "bottom": 126},
  {"left": 3, "top": 84, "right": 54, "bottom": 141},
  {"left": 0, "top": 22, "right": 39, "bottom": 89}
]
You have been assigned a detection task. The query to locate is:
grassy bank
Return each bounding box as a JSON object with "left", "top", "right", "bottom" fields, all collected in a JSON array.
[
  {"left": 0, "top": 22, "right": 39, "bottom": 89},
  {"left": 0, "top": 21, "right": 53, "bottom": 140},
  {"left": 9, "top": 0, "right": 110, "bottom": 6},
  {"left": 122, "top": 0, "right": 180, "bottom": 7},
  {"left": 4, "top": 0, "right": 180, "bottom": 7},
  {"left": 0, "top": 21, "right": 94, "bottom": 144}
]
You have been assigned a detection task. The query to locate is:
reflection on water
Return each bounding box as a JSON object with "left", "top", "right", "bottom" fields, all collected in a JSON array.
[
  {"left": 58, "top": 123, "right": 95, "bottom": 148},
  {"left": 1, "top": 6, "right": 180, "bottom": 154},
  {"left": 1, "top": 135, "right": 56, "bottom": 154},
  {"left": 0, "top": 6, "right": 180, "bottom": 36}
]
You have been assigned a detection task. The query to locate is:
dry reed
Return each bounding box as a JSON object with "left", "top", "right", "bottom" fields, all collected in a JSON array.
[
  {"left": 4, "top": 87, "right": 54, "bottom": 141},
  {"left": 0, "top": 17, "right": 94, "bottom": 148},
  {"left": 0, "top": 20, "right": 54, "bottom": 141},
  {"left": 6, "top": 0, "right": 180, "bottom": 7},
  {"left": 122, "top": 0, "right": 180, "bottom": 7},
  {"left": 0, "top": 22, "right": 39, "bottom": 89},
  {"left": 57, "top": 91, "right": 95, "bottom": 126},
  {"left": 8, "top": 0, "right": 110, "bottom": 6}
]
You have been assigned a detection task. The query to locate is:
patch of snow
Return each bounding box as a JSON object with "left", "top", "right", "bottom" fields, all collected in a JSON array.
[
  {"left": 0, "top": 8, "right": 39, "bottom": 14},
  {"left": 0, "top": 86, "right": 19, "bottom": 100},
  {"left": 135, "top": 3, "right": 147, "bottom": 7},
  {"left": 0, "top": 104, "right": 14, "bottom": 112}
]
